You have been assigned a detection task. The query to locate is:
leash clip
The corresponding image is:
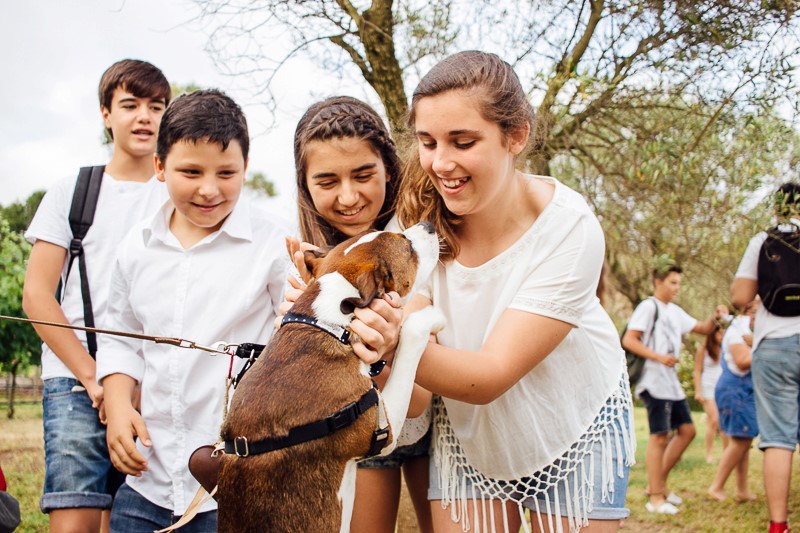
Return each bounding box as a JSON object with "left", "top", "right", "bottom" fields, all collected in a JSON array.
[{"left": 184, "top": 340, "right": 231, "bottom": 355}]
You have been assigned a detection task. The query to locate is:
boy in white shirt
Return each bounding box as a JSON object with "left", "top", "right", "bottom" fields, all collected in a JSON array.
[
  {"left": 622, "top": 265, "right": 719, "bottom": 515},
  {"left": 22, "top": 59, "right": 170, "bottom": 533},
  {"left": 731, "top": 182, "right": 800, "bottom": 533},
  {"left": 97, "top": 89, "right": 288, "bottom": 531}
]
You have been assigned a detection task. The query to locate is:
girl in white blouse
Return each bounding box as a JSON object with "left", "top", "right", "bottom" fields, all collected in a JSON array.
[{"left": 370, "top": 50, "right": 636, "bottom": 533}]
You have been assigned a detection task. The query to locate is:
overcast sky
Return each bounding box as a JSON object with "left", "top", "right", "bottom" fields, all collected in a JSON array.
[{"left": 0, "top": 0, "right": 382, "bottom": 220}]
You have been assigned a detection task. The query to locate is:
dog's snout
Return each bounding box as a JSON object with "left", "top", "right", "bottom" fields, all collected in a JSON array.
[{"left": 418, "top": 221, "right": 434, "bottom": 234}]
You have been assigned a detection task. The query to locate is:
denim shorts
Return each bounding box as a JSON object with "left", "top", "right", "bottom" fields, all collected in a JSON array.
[
  {"left": 428, "top": 411, "right": 631, "bottom": 521},
  {"left": 358, "top": 428, "right": 431, "bottom": 469},
  {"left": 640, "top": 390, "right": 693, "bottom": 435},
  {"left": 110, "top": 482, "right": 216, "bottom": 532},
  {"left": 752, "top": 334, "right": 800, "bottom": 450},
  {"left": 40, "top": 377, "right": 121, "bottom": 512},
  {"left": 715, "top": 372, "right": 758, "bottom": 439}
]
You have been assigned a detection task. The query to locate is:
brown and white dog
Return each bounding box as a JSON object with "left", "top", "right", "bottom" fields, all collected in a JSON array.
[{"left": 216, "top": 222, "right": 444, "bottom": 532}]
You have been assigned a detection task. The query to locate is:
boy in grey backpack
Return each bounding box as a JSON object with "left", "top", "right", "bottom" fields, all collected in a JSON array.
[{"left": 22, "top": 59, "right": 170, "bottom": 533}]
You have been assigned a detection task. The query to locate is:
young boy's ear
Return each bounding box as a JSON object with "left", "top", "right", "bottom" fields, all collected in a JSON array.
[{"left": 154, "top": 153, "right": 166, "bottom": 182}]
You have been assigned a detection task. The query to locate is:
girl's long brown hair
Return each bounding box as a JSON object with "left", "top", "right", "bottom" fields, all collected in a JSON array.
[
  {"left": 294, "top": 96, "right": 400, "bottom": 247},
  {"left": 395, "top": 51, "right": 536, "bottom": 261}
]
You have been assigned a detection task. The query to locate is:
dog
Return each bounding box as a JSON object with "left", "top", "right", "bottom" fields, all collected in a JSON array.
[{"left": 215, "top": 222, "right": 444, "bottom": 532}]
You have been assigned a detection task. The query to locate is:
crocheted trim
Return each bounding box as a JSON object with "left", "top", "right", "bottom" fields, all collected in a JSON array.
[{"left": 432, "top": 374, "right": 635, "bottom": 533}]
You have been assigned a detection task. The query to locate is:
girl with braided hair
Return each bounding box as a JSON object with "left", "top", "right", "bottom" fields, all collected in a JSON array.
[{"left": 284, "top": 95, "right": 434, "bottom": 533}]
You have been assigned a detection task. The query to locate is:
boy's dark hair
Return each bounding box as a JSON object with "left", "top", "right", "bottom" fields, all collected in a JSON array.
[
  {"left": 98, "top": 59, "right": 171, "bottom": 139},
  {"left": 156, "top": 89, "right": 249, "bottom": 163},
  {"left": 652, "top": 264, "right": 682, "bottom": 282},
  {"left": 774, "top": 181, "right": 800, "bottom": 218}
]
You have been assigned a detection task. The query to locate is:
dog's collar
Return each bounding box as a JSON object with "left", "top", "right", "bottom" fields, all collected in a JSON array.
[
  {"left": 281, "top": 312, "right": 350, "bottom": 345},
  {"left": 223, "top": 383, "right": 388, "bottom": 457}
]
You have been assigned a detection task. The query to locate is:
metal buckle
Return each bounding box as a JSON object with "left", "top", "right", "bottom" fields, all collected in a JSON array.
[
  {"left": 234, "top": 436, "right": 249, "bottom": 457},
  {"left": 328, "top": 402, "right": 357, "bottom": 431}
]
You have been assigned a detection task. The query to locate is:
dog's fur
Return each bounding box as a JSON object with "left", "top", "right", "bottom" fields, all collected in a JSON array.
[{"left": 216, "top": 223, "right": 444, "bottom": 532}]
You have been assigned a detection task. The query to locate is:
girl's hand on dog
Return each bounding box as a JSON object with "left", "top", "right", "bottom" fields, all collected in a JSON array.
[
  {"left": 285, "top": 236, "right": 317, "bottom": 285},
  {"left": 351, "top": 291, "right": 403, "bottom": 364}
]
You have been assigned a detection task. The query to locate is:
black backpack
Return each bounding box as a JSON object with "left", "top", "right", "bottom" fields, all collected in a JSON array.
[
  {"left": 622, "top": 297, "right": 659, "bottom": 387},
  {"left": 757, "top": 225, "right": 800, "bottom": 317},
  {"left": 62, "top": 166, "right": 105, "bottom": 358}
]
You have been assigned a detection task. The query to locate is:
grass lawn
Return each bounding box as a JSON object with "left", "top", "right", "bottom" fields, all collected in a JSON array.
[{"left": 2, "top": 402, "right": 800, "bottom": 532}]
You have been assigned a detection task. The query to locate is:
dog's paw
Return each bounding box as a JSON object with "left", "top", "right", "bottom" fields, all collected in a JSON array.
[{"left": 404, "top": 306, "right": 446, "bottom": 336}]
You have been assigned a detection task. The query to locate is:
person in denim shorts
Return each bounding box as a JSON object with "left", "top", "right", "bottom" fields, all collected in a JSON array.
[
  {"left": 22, "top": 59, "right": 170, "bottom": 532},
  {"left": 732, "top": 182, "right": 800, "bottom": 533}
]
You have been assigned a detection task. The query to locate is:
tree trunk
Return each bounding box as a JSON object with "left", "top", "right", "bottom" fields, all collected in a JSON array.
[{"left": 7, "top": 362, "right": 18, "bottom": 419}]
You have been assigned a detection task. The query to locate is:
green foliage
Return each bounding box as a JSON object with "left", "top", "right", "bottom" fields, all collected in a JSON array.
[
  {"left": 245, "top": 171, "right": 278, "bottom": 197},
  {"left": 0, "top": 216, "right": 40, "bottom": 377},
  {"left": 0, "top": 191, "right": 45, "bottom": 233}
]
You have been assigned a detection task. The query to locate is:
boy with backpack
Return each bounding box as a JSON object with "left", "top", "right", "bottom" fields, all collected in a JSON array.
[
  {"left": 22, "top": 59, "right": 171, "bottom": 532},
  {"left": 621, "top": 265, "right": 720, "bottom": 515},
  {"left": 97, "top": 89, "right": 288, "bottom": 530},
  {"left": 731, "top": 182, "right": 800, "bottom": 533}
]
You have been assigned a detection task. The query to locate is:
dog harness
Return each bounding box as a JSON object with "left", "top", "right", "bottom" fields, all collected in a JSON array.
[{"left": 222, "top": 382, "right": 390, "bottom": 458}]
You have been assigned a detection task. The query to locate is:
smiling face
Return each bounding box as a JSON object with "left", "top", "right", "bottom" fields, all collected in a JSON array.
[
  {"left": 654, "top": 271, "right": 682, "bottom": 303},
  {"left": 414, "top": 90, "right": 527, "bottom": 219},
  {"left": 155, "top": 138, "right": 247, "bottom": 243},
  {"left": 102, "top": 87, "right": 166, "bottom": 160},
  {"left": 305, "top": 137, "right": 389, "bottom": 237}
]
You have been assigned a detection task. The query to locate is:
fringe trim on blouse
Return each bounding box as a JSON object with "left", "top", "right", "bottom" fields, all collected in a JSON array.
[{"left": 432, "top": 374, "right": 635, "bottom": 533}]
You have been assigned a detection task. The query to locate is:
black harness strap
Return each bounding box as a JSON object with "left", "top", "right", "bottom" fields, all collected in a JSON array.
[
  {"left": 64, "top": 165, "right": 105, "bottom": 358},
  {"left": 223, "top": 385, "right": 384, "bottom": 457}
]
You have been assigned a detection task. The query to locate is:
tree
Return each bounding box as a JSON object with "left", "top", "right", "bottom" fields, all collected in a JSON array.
[
  {"left": 0, "top": 190, "right": 45, "bottom": 233},
  {"left": 245, "top": 171, "right": 278, "bottom": 197},
  {"left": 0, "top": 217, "right": 40, "bottom": 418},
  {"left": 190, "top": 0, "right": 800, "bottom": 314}
]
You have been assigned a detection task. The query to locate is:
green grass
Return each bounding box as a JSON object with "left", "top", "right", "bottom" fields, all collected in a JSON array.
[{"left": 2, "top": 403, "right": 800, "bottom": 532}]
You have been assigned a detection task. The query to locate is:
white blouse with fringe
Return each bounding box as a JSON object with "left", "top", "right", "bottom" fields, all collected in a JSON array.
[{"left": 419, "top": 176, "right": 635, "bottom": 533}]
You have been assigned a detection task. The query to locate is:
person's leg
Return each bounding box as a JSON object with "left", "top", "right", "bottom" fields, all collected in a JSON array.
[
  {"left": 49, "top": 509, "right": 102, "bottom": 533},
  {"left": 110, "top": 482, "right": 172, "bottom": 531},
  {"left": 734, "top": 439, "right": 756, "bottom": 502},
  {"left": 403, "top": 456, "right": 433, "bottom": 533},
  {"left": 532, "top": 517, "right": 621, "bottom": 533},
  {"left": 661, "top": 399, "right": 695, "bottom": 500},
  {"left": 703, "top": 399, "right": 720, "bottom": 463},
  {"left": 640, "top": 391, "right": 672, "bottom": 508},
  {"left": 350, "top": 467, "right": 402, "bottom": 533},
  {"left": 763, "top": 448, "right": 793, "bottom": 522},
  {"left": 431, "top": 498, "right": 521, "bottom": 533},
  {"left": 751, "top": 336, "right": 800, "bottom": 526},
  {"left": 708, "top": 437, "right": 751, "bottom": 501},
  {"left": 40, "top": 378, "right": 113, "bottom": 533}
]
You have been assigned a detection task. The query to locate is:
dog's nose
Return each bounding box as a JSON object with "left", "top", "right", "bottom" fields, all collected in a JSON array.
[{"left": 418, "top": 221, "right": 435, "bottom": 234}]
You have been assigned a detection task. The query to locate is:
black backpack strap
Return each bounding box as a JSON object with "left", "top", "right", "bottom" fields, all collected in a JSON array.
[{"left": 64, "top": 166, "right": 105, "bottom": 358}]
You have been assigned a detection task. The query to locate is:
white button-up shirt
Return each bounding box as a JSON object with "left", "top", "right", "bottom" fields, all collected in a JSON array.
[{"left": 97, "top": 197, "right": 288, "bottom": 514}]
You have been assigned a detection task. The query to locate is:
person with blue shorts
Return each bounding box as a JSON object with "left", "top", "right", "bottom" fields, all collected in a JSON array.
[{"left": 731, "top": 182, "right": 800, "bottom": 533}]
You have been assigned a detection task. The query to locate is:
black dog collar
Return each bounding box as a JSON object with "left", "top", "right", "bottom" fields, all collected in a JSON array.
[{"left": 281, "top": 312, "right": 351, "bottom": 344}]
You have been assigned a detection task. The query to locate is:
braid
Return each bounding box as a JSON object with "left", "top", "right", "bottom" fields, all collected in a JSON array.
[{"left": 295, "top": 96, "right": 400, "bottom": 247}]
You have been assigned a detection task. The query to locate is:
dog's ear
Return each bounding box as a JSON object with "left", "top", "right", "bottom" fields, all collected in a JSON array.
[
  {"left": 303, "top": 247, "right": 331, "bottom": 278},
  {"left": 339, "top": 263, "right": 389, "bottom": 314}
]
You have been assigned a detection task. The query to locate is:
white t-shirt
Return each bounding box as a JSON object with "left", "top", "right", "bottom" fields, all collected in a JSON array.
[
  {"left": 421, "top": 176, "right": 626, "bottom": 479},
  {"left": 721, "top": 315, "right": 752, "bottom": 377},
  {"left": 631, "top": 299, "right": 697, "bottom": 401},
  {"left": 24, "top": 173, "right": 167, "bottom": 380},
  {"left": 735, "top": 228, "right": 800, "bottom": 350},
  {"left": 96, "top": 197, "right": 289, "bottom": 514}
]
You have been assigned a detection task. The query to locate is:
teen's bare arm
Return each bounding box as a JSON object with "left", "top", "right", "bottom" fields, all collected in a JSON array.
[
  {"left": 22, "top": 240, "right": 103, "bottom": 409},
  {"left": 621, "top": 329, "right": 676, "bottom": 367}
]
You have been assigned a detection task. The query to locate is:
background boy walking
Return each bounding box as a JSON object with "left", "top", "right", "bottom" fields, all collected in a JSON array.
[
  {"left": 22, "top": 59, "right": 171, "bottom": 533},
  {"left": 98, "top": 89, "right": 288, "bottom": 531},
  {"left": 622, "top": 265, "right": 721, "bottom": 515}
]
